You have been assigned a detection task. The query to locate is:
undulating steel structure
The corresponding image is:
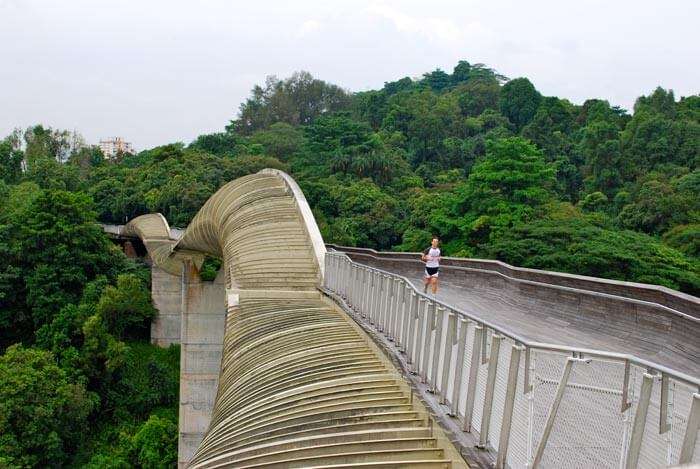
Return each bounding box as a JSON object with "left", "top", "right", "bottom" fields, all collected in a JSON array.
[
  {"left": 117, "top": 168, "right": 699, "bottom": 468},
  {"left": 124, "top": 169, "right": 468, "bottom": 468}
]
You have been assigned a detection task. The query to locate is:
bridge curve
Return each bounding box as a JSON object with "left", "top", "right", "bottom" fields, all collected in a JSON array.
[
  {"left": 329, "top": 245, "right": 700, "bottom": 378},
  {"left": 105, "top": 169, "right": 699, "bottom": 468},
  {"left": 122, "top": 170, "right": 468, "bottom": 468}
]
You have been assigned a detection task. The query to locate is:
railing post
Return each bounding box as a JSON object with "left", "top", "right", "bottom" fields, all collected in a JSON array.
[
  {"left": 396, "top": 283, "right": 408, "bottom": 349},
  {"left": 440, "top": 312, "right": 456, "bottom": 404},
  {"left": 348, "top": 263, "right": 356, "bottom": 308},
  {"left": 382, "top": 275, "right": 390, "bottom": 335},
  {"left": 384, "top": 274, "right": 393, "bottom": 332},
  {"left": 370, "top": 271, "right": 379, "bottom": 325},
  {"left": 525, "top": 347, "right": 535, "bottom": 468},
  {"left": 360, "top": 267, "right": 369, "bottom": 317},
  {"left": 345, "top": 259, "right": 352, "bottom": 299},
  {"left": 430, "top": 306, "right": 446, "bottom": 393},
  {"left": 532, "top": 357, "right": 575, "bottom": 468},
  {"left": 392, "top": 278, "right": 402, "bottom": 342},
  {"left": 625, "top": 372, "right": 655, "bottom": 469},
  {"left": 339, "top": 258, "right": 347, "bottom": 298},
  {"left": 450, "top": 318, "right": 468, "bottom": 416},
  {"left": 327, "top": 255, "right": 334, "bottom": 290},
  {"left": 376, "top": 272, "right": 383, "bottom": 328},
  {"left": 463, "top": 324, "right": 483, "bottom": 432},
  {"left": 375, "top": 271, "right": 384, "bottom": 327},
  {"left": 323, "top": 254, "right": 329, "bottom": 288},
  {"left": 660, "top": 373, "right": 670, "bottom": 435},
  {"left": 333, "top": 255, "right": 340, "bottom": 293},
  {"left": 335, "top": 257, "right": 341, "bottom": 293},
  {"left": 420, "top": 300, "right": 434, "bottom": 384},
  {"left": 414, "top": 298, "right": 427, "bottom": 379},
  {"left": 338, "top": 257, "right": 345, "bottom": 297},
  {"left": 496, "top": 344, "right": 524, "bottom": 469},
  {"left": 400, "top": 285, "right": 413, "bottom": 353},
  {"left": 406, "top": 293, "right": 419, "bottom": 365},
  {"left": 387, "top": 278, "right": 397, "bottom": 340},
  {"left": 679, "top": 393, "right": 700, "bottom": 464},
  {"left": 412, "top": 297, "right": 424, "bottom": 376},
  {"left": 351, "top": 264, "right": 359, "bottom": 309},
  {"left": 479, "top": 333, "right": 504, "bottom": 448}
]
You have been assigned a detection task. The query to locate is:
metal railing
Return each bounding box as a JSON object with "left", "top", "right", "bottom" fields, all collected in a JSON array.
[{"left": 324, "top": 252, "right": 700, "bottom": 469}]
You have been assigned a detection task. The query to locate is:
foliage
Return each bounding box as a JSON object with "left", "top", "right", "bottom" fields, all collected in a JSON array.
[
  {"left": 0, "top": 345, "right": 96, "bottom": 467},
  {"left": 1, "top": 60, "right": 698, "bottom": 465},
  {"left": 199, "top": 257, "right": 222, "bottom": 281},
  {"left": 0, "top": 186, "right": 126, "bottom": 345},
  {"left": 499, "top": 78, "right": 542, "bottom": 130},
  {"left": 229, "top": 71, "right": 351, "bottom": 134},
  {"left": 131, "top": 412, "right": 178, "bottom": 469},
  {"left": 98, "top": 274, "right": 157, "bottom": 340},
  {"left": 488, "top": 214, "right": 700, "bottom": 295},
  {"left": 0, "top": 135, "right": 23, "bottom": 183}
]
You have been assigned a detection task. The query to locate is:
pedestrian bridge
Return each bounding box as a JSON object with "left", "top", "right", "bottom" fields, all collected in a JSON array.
[{"left": 105, "top": 169, "right": 699, "bottom": 468}]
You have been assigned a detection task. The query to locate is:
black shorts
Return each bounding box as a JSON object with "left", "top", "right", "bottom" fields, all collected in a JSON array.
[{"left": 425, "top": 267, "right": 439, "bottom": 277}]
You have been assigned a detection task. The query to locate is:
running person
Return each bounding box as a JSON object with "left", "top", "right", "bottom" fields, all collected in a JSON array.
[{"left": 422, "top": 237, "right": 441, "bottom": 295}]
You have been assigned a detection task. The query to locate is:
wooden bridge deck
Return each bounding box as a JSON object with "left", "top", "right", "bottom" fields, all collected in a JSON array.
[{"left": 356, "top": 260, "right": 700, "bottom": 378}]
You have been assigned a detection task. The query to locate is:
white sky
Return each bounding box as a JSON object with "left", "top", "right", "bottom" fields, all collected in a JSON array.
[{"left": 1, "top": 0, "right": 698, "bottom": 150}]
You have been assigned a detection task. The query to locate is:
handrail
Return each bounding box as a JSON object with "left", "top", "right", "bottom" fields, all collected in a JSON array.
[
  {"left": 326, "top": 251, "right": 699, "bottom": 388},
  {"left": 324, "top": 250, "right": 700, "bottom": 467},
  {"left": 326, "top": 244, "right": 700, "bottom": 319}
]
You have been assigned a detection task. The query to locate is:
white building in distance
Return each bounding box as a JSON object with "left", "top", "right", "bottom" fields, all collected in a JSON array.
[{"left": 99, "top": 137, "right": 133, "bottom": 159}]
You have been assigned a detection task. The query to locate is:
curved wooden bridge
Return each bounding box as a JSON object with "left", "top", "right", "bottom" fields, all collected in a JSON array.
[
  {"left": 110, "top": 169, "right": 699, "bottom": 468},
  {"left": 122, "top": 170, "right": 466, "bottom": 468}
]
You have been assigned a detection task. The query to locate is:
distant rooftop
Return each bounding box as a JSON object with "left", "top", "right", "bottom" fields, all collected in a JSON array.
[{"left": 99, "top": 137, "right": 133, "bottom": 159}]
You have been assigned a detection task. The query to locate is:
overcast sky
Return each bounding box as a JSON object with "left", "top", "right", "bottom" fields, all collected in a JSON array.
[{"left": 1, "top": 0, "right": 698, "bottom": 150}]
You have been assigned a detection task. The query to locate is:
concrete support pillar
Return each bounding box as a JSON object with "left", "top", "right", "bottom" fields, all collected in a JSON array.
[
  {"left": 150, "top": 265, "right": 183, "bottom": 346},
  {"left": 178, "top": 260, "right": 227, "bottom": 468}
]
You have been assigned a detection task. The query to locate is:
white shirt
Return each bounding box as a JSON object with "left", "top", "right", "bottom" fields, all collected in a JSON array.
[{"left": 425, "top": 247, "right": 440, "bottom": 268}]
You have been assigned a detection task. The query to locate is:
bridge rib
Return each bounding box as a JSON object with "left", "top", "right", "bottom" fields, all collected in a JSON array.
[{"left": 122, "top": 170, "right": 468, "bottom": 468}]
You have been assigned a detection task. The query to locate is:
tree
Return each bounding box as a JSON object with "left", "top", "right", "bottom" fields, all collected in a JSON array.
[
  {"left": 249, "top": 123, "right": 305, "bottom": 160},
  {"left": 451, "top": 60, "right": 472, "bottom": 84},
  {"left": 451, "top": 60, "right": 507, "bottom": 84},
  {"left": 0, "top": 188, "right": 125, "bottom": 341},
  {"left": 663, "top": 224, "right": 700, "bottom": 257},
  {"left": 617, "top": 171, "right": 699, "bottom": 234},
  {"left": 351, "top": 90, "right": 388, "bottom": 130},
  {"left": 622, "top": 112, "right": 699, "bottom": 171},
  {"left": 97, "top": 274, "right": 156, "bottom": 340},
  {"left": 580, "top": 121, "right": 625, "bottom": 195},
  {"left": 456, "top": 79, "right": 500, "bottom": 117},
  {"left": 487, "top": 215, "right": 700, "bottom": 295},
  {"left": 324, "top": 179, "right": 406, "bottom": 249},
  {"left": 130, "top": 413, "right": 178, "bottom": 469},
  {"left": 521, "top": 97, "right": 575, "bottom": 160},
  {"left": 382, "top": 77, "right": 414, "bottom": 95},
  {"left": 499, "top": 78, "right": 542, "bottom": 129},
  {"left": 577, "top": 99, "right": 629, "bottom": 128},
  {"left": 422, "top": 69, "right": 452, "bottom": 91},
  {"left": 22, "top": 125, "right": 86, "bottom": 166},
  {"left": 458, "top": 137, "right": 556, "bottom": 215},
  {"left": 0, "top": 134, "right": 23, "bottom": 183},
  {"left": 441, "top": 137, "right": 557, "bottom": 251},
  {"left": 634, "top": 87, "right": 676, "bottom": 118},
  {"left": 230, "top": 72, "right": 351, "bottom": 134},
  {"left": 188, "top": 132, "right": 241, "bottom": 156},
  {"left": 0, "top": 345, "right": 96, "bottom": 467},
  {"left": 382, "top": 89, "right": 462, "bottom": 166}
]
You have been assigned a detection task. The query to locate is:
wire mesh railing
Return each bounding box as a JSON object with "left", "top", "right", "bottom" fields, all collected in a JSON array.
[{"left": 323, "top": 252, "right": 700, "bottom": 468}]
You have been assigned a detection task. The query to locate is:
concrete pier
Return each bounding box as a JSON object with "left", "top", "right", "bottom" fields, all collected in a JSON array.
[{"left": 177, "top": 261, "right": 226, "bottom": 467}]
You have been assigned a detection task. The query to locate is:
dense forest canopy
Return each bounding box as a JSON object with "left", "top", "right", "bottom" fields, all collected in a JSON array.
[{"left": 0, "top": 59, "right": 698, "bottom": 467}]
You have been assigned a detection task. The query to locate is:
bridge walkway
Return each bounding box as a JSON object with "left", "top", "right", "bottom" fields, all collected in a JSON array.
[{"left": 346, "top": 256, "right": 699, "bottom": 378}]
